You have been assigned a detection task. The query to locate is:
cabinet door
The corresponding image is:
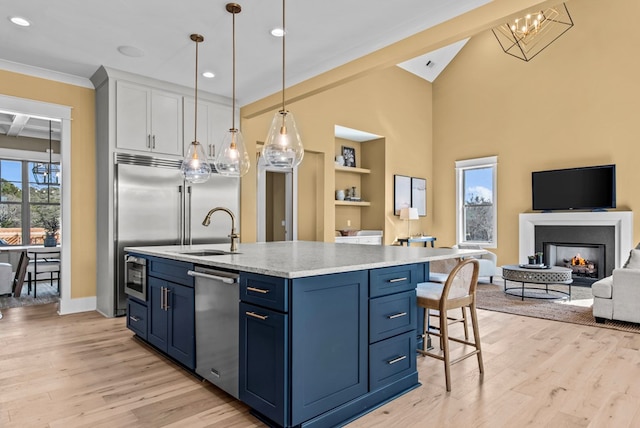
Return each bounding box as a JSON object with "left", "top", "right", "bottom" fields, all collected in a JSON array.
[
  {"left": 116, "top": 80, "right": 151, "bottom": 152},
  {"left": 167, "top": 283, "right": 195, "bottom": 369},
  {"left": 290, "top": 271, "right": 368, "bottom": 426},
  {"left": 239, "top": 302, "right": 289, "bottom": 427},
  {"left": 150, "top": 89, "right": 182, "bottom": 156},
  {"left": 147, "top": 277, "right": 168, "bottom": 351},
  {"left": 183, "top": 97, "right": 214, "bottom": 158},
  {"left": 209, "top": 102, "right": 232, "bottom": 161}
]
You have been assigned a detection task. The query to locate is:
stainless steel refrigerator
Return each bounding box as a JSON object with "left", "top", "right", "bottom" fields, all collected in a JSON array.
[{"left": 113, "top": 153, "right": 240, "bottom": 315}]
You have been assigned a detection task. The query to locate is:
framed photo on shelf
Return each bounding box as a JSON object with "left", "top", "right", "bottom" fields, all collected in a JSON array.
[
  {"left": 411, "top": 177, "right": 426, "bottom": 216},
  {"left": 341, "top": 146, "right": 356, "bottom": 167},
  {"left": 394, "top": 175, "right": 411, "bottom": 215}
]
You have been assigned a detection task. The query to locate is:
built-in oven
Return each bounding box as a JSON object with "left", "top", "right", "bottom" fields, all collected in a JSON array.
[{"left": 124, "top": 254, "right": 147, "bottom": 301}]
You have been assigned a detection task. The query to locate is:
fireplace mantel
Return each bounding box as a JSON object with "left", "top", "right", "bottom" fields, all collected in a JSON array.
[{"left": 519, "top": 212, "right": 633, "bottom": 269}]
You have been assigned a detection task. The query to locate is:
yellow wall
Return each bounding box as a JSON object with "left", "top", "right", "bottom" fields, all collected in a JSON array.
[
  {"left": 0, "top": 70, "right": 96, "bottom": 298},
  {"left": 432, "top": 0, "right": 640, "bottom": 265},
  {"left": 241, "top": 66, "right": 433, "bottom": 244}
]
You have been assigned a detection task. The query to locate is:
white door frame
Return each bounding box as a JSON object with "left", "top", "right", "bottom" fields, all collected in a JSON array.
[
  {"left": 0, "top": 94, "right": 78, "bottom": 314},
  {"left": 256, "top": 156, "right": 298, "bottom": 242}
]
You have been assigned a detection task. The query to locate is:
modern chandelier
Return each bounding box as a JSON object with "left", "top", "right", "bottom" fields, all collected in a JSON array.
[
  {"left": 215, "top": 3, "right": 250, "bottom": 177},
  {"left": 180, "top": 33, "right": 212, "bottom": 183},
  {"left": 32, "top": 120, "right": 61, "bottom": 185},
  {"left": 492, "top": 3, "right": 574, "bottom": 62},
  {"left": 261, "top": 0, "right": 304, "bottom": 169}
]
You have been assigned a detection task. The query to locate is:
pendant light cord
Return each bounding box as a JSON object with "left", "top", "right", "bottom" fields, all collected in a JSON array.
[
  {"left": 281, "top": 0, "right": 286, "bottom": 113},
  {"left": 194, "top": 38, "right": 199, "bottom": 142},
  {"left": 48, "top": 120, "right": 52, "bottom": 181},
  {"left": 232, "top": 9, "right": 236, "bottom": 131}
]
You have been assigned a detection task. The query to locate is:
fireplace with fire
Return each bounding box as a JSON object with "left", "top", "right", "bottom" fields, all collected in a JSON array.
[{"left": 543, "top": 242, "right": 606, "bottom": 285}]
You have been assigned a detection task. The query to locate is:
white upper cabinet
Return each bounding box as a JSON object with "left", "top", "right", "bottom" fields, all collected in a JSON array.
[
  {"left": 116, "top": 80, "right": 183, "bottom": 156},
  {"left": 183, "top": 96, "right": 232, "bottom": 160}
]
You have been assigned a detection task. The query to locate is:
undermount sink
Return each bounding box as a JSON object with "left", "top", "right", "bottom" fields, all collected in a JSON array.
[{"left": 175, "top": 250, "right": 238, "bottom": 256}]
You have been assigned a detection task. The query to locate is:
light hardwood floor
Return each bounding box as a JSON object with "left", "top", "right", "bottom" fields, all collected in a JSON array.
[{"left": 1, "top": 303, "right": 639, "bottom": 427}]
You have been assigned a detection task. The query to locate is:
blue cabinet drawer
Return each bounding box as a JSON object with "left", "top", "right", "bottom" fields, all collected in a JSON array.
[
  {"left": 240, "top": 272, "right": 288, "bottom": 312},
  {"left": 369, "top": 331, "right": 417, "bottom": 391},
  {"left": 127, "top": 298, "right": 147, "bottom": 339},
  {"left": 369, "top": 264, "right": 418, "bottom": 298},
  {"left": 148, "top": 256, "right": 194, "bottom": 287},
  {"left": 370, "top": 290, "right": 416, "bottom": 343}
]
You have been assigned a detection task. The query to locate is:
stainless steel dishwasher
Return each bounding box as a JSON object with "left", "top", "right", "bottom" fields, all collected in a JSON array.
[{"left": 188, "top": 266, "right": 240, "bottom": 398}]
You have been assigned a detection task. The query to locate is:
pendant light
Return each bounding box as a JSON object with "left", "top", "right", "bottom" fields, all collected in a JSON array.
[
  {"left": 261, "top": 0, "right": 304, "bottom": 168},
  {"left": 180, "top": 34, "right": 212, "bottom": 183},
  {"left": 32, "top": 120, "right": 61, "bottom": 185},
  {"left": 215, "top": 3, "right": 250, "bottom": 177}
]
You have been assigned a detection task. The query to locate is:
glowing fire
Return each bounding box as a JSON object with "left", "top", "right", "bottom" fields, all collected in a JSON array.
[{"left": 571, "top": 253, "right": 587, "bottom": 266}]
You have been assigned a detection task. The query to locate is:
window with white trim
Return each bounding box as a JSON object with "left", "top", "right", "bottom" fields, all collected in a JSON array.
[
  {"left": 455, "top": 156, "right": 497, "bottom": 247},
  {"left": 0, "top": 159, "right": 61, "bottom": 246}
]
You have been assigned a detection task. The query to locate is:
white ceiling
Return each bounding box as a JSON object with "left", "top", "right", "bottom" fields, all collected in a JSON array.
[{"left": 0, "top": 0, "right": 495, "bottom": 140}]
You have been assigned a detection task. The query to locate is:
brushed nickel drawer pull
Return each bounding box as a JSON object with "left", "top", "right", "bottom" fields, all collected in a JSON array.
[
  {"left": 129, "top": 315, "right": 140, "bottom": 322},
  {"left": 387, "top": 355, "right": 407, "bottom": 365},
  {"left": 388, "top": 312, "right": 407, "bottom": 319},
  {"left": 246, "top": 311, "right": 269, "bottom": 320},
  {"left": 165, "top": 288, "right": 171, "bottom": 310},
  {"left": 247, "top": 286, "right": 270, "bottom": 294},
  {"left": 388, "top": 277, "right": 408, "bottom": 283}
]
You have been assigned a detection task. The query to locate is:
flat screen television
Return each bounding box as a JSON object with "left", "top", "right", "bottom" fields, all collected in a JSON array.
[{"left": 532, "top": 164, "right": 616, "bottom": 211}]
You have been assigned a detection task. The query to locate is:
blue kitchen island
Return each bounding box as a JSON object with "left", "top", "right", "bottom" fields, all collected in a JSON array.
[{"left": 125, "top": 241, "right": 484, "bottom": 428}]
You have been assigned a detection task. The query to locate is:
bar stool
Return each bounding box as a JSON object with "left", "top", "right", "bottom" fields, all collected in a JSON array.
[{"left": 417, "top": 258, "right": 483, "bottom": 392}]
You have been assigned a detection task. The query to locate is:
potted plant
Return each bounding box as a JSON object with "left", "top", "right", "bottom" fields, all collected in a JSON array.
[{"left": 40, "top": 212, "right": 60, "bottom": 247}]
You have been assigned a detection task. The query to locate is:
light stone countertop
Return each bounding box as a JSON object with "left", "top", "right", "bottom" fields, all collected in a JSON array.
[{"left": 125, "top": 241, "right": 486, "bottom": 279}]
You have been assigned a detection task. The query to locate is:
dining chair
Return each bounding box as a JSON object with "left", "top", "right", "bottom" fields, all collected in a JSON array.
[
  {"left": 26, "top": 249, "right": 61, "bottom": 298},
  {"left": 416, "top": 258, "right": 483, "bottom": 392},
  {"left": 11, "top": 251, "right": 29, "bottom": 298}
]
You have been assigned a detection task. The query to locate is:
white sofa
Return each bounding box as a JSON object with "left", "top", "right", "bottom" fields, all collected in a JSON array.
[
  {"left": 592, "top": 269, "right": 640, "bottom": 324},
  {"left": 592, "top": 247, "right": 640, "bottom": 324},
  {"left": 0, "top": 262, "right": 13, "bottom": 296}
]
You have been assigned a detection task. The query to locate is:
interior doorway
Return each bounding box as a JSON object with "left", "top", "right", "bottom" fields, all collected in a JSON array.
[
  {"left": 257, "top": 156, "right": 297, "bottom": 242},
  {"left": 0, "top": 94, "right": 71, "bottom": 313}
]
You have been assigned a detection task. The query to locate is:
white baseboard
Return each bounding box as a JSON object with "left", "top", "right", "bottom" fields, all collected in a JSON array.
[{"left": 58, "top": 296, "right": 97, "bottom": 315}]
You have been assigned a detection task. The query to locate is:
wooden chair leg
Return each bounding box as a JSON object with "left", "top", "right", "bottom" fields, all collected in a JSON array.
[
  {"left": 422, "top": 308, "right": 429, "bottom": 352},
  {"left": 470, "top": 302, "right": 484, "bottom": 374},
  {"left": 440, "top": 309, "right": 452, "bottom": 392},
  {"left": 461, "top": 307, "right": 469, "bottom": 341}
]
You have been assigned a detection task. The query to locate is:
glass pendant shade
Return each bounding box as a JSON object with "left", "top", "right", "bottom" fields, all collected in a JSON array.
[
  {"left": 182, "top": 33, "right": 211, "bottom": 183},
  {"left": 180, "top": 141, "right": 211, "bottom": 183},
  {"left": 216, "top": 128, "right": 250, "bottom": 176},
  {"left": 262, "top": 109, "right": 304, "bottom": 168}
]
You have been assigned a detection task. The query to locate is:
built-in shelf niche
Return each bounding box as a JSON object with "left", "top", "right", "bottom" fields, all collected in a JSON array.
[{"left": 334, "top": 125, "right": 384, "bottom": 235}]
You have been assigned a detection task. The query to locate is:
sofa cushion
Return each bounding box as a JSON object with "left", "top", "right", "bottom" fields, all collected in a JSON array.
[
  {"left": 592, "top": 276, "right": 613, "bottom": 299},
  {"left": 625, "top": 249, "right": 640, "bottom": 269}
]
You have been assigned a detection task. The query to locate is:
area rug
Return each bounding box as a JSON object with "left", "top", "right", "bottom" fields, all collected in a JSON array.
[
  {"left": 0, "top": 282, "right": 59, "bottom": 309},
  {"left": 476, "top": 281, "right": 640, "bottom": 334}
]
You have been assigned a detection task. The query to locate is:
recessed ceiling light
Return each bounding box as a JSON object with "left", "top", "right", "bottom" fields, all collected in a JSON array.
[
  {"left": 117, "top": 45, "right": 145, "bottom": 58},
  {"left": 270, "top": 27, "right": 285, "bottom": 37},
  {"left": 202, "top": 71, "right": 215, "bottom": 78},
  {"left": 9, "top": 16, "right": 31, "bottom": 27}
]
